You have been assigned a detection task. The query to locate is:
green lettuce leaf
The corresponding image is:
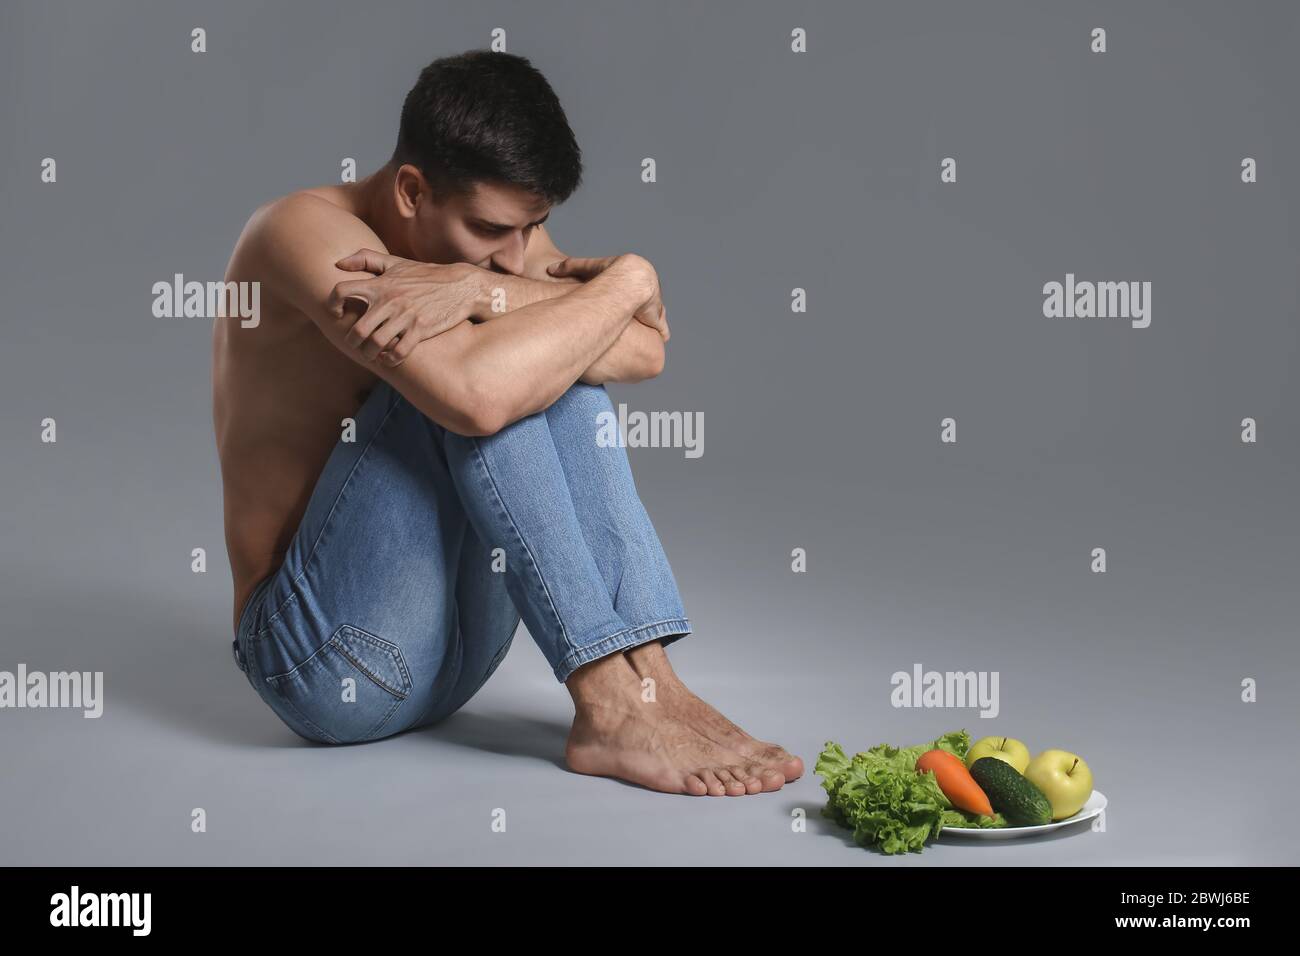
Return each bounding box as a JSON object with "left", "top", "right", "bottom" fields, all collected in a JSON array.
[{"left": 814, "top": 729, "right": 1006, "bottom": 854}]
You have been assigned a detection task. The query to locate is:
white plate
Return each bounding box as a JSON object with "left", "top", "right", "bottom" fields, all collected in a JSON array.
[{"left": 940, "top": 790, "right": 1107, "bottom": 839}]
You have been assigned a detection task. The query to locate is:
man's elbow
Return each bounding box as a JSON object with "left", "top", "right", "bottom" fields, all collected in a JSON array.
[
  {"left": 445, "top": 403, "right": 506, "bottom": 438},
  {"left": 628, "top": 338, "right": 666, "bottom": 382},
  {"left": 452, "top": 380, "right": 510, "bottom": 437},
  {"left": 647, "top": 340, "right": 666, "bottom": 378},
  {"left": 601, "top": 340, "right": 664, "bottom": 385},
  {"left": 401, "top": 374, "right": 504, "bottom": 438},
  {"left": 467, "top": 408, "right": 510, "bottom": 437}
]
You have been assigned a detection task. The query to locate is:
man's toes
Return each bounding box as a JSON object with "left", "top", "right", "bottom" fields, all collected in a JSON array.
[
  {"left": 683, "top": 773, "right": 710, "bottom": 796},
  {"left": 781, "top": 751, "right": 805, "bottom": 780},
  {"left": 749, "top": 764, "right": 785, "bottom": 792},
  {"left": 713, "top": 768, "right": 748, "bottom": 796},
  {"left": 762, "top": 745, "right": 804, "bottom": 781},
  {"left": 696, "top": 768, "right": 728, "bottom": 796},
  {"left": 727, "top": 765, "right": 764, "bottom": 794}
]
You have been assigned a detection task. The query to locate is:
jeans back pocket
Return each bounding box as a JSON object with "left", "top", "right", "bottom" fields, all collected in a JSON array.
[{"left": 265, "top": 625, "right": 412, "bottom": 744}]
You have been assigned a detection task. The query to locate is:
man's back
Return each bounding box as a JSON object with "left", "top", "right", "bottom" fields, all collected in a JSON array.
[{"left": 213, "top": 187, "right": 379, "bottom": 631}]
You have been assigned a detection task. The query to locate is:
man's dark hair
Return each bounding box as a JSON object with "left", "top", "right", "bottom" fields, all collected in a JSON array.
[{"left": 392, "top": 50, "right": 583, "bottom": 205}]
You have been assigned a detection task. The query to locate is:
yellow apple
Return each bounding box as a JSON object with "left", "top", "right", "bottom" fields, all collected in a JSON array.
[
  {"left": 965, "top": 736, "right": 1030, "bottom": 773},
  {"left": 1024, "top": 750, "right": 1093, "bottom": 820}
]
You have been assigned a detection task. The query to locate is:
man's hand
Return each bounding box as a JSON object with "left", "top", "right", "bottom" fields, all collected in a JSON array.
[
  {"left": 547, "top": 254, "right": 670, "bottom": 342},
  {"left": 330, "top": 249, "right": 485, "bottom": 366}
]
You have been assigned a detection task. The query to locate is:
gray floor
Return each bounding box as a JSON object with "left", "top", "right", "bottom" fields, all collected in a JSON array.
[{"left": 3, "top": 457, "right": 1295, "bottom": 866}]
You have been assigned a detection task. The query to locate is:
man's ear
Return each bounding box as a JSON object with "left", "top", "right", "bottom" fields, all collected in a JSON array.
[{"left": 392, "top": 164, "right": 427, "bottom": 219}]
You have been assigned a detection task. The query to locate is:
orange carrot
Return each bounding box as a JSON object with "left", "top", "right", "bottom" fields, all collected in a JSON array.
[{"left": 916, "top": 749, "right": 994, "bottom": 816}]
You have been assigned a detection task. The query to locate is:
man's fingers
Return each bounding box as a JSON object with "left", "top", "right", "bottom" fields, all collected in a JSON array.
[
  {"left": 546, "top": 255, "right": 619, "bottom": 279},
  {"left": 380, "top": 330, "right": 416, "bottom": 366},
  {"left": 343, "top": 311, "right": 381, "bottom": 349},
  {"left": 546, "top": 257, "right": 585, "bottom": 277},
  {"left": 360, "top": 310, "right": 413, "bottom": 360},
  {"left": 344, "top": 301, "right": 401, "bottom": 348},
  {"left": 336, "top": 248, "right": 400, "bottom": 275},
  {"left": 328, "top": 278, "right": 379, "bottom": 317},
  {"left": 633, "top": 297, "right": 668, "bottom": 337}
]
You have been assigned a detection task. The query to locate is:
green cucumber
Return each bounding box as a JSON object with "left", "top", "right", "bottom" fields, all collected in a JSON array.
[{"left": 969, "top": 757, "right": 1053, "bottom": 826}]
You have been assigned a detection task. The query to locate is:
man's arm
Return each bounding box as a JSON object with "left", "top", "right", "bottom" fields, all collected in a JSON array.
[
  {"left": 515, "top": 224, "right": 668, "bottom": 385},
  {"left": 333, "top": 221, "right": 668, "bottom": 384},
  {"left": 245, "top": 194, "right": 650, "bottom": 436},
  {"left": 479, "top": 266, "right": 666, "bottom": 386}
]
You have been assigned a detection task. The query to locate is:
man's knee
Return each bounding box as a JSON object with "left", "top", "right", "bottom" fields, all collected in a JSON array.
[{"left": 558, "top": 380, "right": 612, "bottom": 413}]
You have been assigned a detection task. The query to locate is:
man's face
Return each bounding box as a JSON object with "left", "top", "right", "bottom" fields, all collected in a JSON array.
[{"left": 397, "top": 167, "right": 550, "bottom": 275}]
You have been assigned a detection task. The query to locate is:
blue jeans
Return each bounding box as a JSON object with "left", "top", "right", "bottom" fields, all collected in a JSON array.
[{"left": 231, "top": 380, "right": 692, "bottom": 744}]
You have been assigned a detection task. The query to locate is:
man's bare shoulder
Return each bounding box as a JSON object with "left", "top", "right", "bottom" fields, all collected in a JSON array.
[
  {"left": 224, "top": 189, "right": 387, "bottom": 331},
  {"left": 236, "top": 189, "right": 386, "bottom": 269}
]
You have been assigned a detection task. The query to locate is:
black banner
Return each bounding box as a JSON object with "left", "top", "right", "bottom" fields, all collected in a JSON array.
[{"left": 0, "top": 866, "right": 1280, "bottom": 939}]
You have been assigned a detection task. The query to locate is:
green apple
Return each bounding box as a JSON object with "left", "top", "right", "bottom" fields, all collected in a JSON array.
[
  {"left": 1024, "top": 750, "right": 1094, "bottom": 820},
  {"left": 965, "top": 736, "right": 1031, "bottom": 773}
]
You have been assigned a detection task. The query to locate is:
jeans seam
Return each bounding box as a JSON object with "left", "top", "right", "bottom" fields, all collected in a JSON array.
[
  {"left": 467, "top": 437, "right": 577, "bottom": 658},
  {"left": 246, "top": 631, "right": 339, "bottom": 744},
  {"left": 236, "top": 575, "right": 275, "bottom": 644},
  {"left": 330, "top": 626, "right": 413, "bottom": 698},
  {"left": 459, "top": 632, "right": 514, "bottom": 703},
  {"left": 272, "top": 691, "right": 345, "bottom": 744},
  {"left": 261, "top": 632, "right": 406, "bottom": 744},
  {"left": 258, "top": 394, "right": 404, "bottom": 636}
]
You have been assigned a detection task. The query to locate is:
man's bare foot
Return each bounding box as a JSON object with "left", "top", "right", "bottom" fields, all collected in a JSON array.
[
  {"left": 564, "top": 652, "right": 786, "bottom": 796},
  {"left": 623, "top": 640, "right": 805, "bottom": 783}
]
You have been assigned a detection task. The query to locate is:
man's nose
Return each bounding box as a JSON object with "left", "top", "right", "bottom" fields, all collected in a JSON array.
[{"left": 489, "top": 233, "right": 527, "bottom": 276}]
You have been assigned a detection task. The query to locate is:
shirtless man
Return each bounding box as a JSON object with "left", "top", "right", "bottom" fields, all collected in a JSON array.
[{"left": 214, "top": 50, "right": 803, "bottom": 796}]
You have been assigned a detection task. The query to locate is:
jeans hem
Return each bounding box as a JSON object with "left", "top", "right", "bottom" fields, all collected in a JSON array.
[{"left": 553, "top": 617, "right": 692, "bottom": 683}]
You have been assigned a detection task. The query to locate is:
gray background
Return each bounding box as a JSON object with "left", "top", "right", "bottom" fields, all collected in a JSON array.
[{"left": 1, "top": 0, "right": 1296, "bottom": 865}]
